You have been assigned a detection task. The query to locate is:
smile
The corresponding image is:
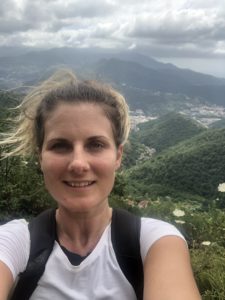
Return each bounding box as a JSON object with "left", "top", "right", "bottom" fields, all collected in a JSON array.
[{"left": 64, "top": 181, "right": 95, "bottom": 188}]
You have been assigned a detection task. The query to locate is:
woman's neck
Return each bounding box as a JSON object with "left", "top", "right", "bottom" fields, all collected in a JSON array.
[{"left": 56, "top": 205, "right": 112, "bottom": 256}]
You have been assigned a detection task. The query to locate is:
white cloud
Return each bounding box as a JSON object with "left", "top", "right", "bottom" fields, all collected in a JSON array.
[
  {"left": 128, "top": 43, "right": 136, "bottom": 50},
  {"left": 0, "top": 0, "right": 224, "bottom": 76}
]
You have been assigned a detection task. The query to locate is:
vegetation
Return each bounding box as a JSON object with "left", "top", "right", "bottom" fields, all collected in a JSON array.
[
  {"left": 126, "top": 127, "right": 225, "bottom": 202},
  {"left": 134, "top": 112, "right": 206, "bottom": 153},
  {"left": 1, "top": 91, "right": 225, "bottom": 298}
]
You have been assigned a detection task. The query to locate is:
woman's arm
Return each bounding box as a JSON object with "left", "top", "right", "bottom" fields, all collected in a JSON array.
[
  {"left": 143, "top": 236, "right": 201, "bottom": 300},
  {"left": 0, "top": 260, "right": 14, "bottom": 300}
]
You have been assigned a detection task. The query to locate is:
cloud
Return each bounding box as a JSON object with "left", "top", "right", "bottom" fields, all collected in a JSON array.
[
  {"left": 0, "top": 0, "right": 47, "bottom": 34},
  {"left": 53, "top": 0, "right": 117, "bottom": 19},
  {"left": 119, "top": 4, "right": 225, "bottom": 60},
  {"left": 0, "top": 0, "right": 27, "bottom": 18},
  {"left": 0, "top": 0, "right": 224, "bottom": 62}
]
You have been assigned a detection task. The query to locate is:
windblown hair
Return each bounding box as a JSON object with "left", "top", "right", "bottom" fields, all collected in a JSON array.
[{"left": 0, "top": 69, "right": 130, "bottom": 158}]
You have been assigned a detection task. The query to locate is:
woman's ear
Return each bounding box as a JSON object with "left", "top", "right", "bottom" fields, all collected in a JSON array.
[{"left": 115, "top": 144, "right": 123, "bottom": 170}]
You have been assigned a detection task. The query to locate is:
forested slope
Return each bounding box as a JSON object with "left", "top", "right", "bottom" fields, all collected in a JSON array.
[
  {"left": 127, "top": 128, "right": 225, "bottom": 199},
  {"left": 134, "top": 112, "right": 205, "bottom": 153}
]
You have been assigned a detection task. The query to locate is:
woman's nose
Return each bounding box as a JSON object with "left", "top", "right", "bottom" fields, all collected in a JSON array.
[{"left": 68, "top": 148, "right": 90, "bottom": 174}]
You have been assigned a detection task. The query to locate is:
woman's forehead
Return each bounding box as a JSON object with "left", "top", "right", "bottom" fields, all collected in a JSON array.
[{"left": 43, "top": 102, "right": 115, "bottom": 140}]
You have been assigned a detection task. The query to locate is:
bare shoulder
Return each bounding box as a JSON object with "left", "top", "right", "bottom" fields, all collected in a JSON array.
[
  {"left": 143, "top": 236, "right": 201, "bottom": 300},
  {"left": 0, "top": 260, "right": 14, "bottom": 300}
]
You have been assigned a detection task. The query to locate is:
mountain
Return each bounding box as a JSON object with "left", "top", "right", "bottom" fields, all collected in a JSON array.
[
  {"left": 95, "top": 57, "right": 225, "bottom": 87},
  {"left": 94, "top": 58, "right": 225, "bottom": 108},
  {"left": 210, "top": 117, "right": 225, "bottom": 129},
  {"left": 0, "top": 47, "right": 180, "bottom": 71},
  {"left": 132, "top": 112, "right": 206, "bottom": 153},
  {"left": 0, "top": 90, "right": 21, "bottom": 107},
  {"left": 0, "top": 46, "right": 33, "bottom": 58},
  {"left": 0, "top": 47, "right": 225, "bottom": 115},
  {"left": 122, "top": 112, "right": 206, "bottom": 170},
  {"left": 126, "top": 128, "right": 225, "bottom": 199}
]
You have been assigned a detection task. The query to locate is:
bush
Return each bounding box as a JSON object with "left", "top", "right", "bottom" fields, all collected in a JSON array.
[{"left": 191, "top": 245, "right": 225, "bottom": 299}]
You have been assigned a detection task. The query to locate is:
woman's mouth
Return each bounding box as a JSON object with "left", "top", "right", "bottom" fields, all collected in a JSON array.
[{"left": 63, "top": 181, "right": 95, "bottom": 188}]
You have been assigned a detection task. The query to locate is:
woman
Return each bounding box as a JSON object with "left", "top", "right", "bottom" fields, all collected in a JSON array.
[{"left": 0, "top": 70, "right": 201, "bottom": 299}]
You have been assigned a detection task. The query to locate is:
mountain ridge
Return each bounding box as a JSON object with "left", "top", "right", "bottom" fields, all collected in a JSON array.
[{"left": 0, "top": 47, "right": 225, "bottom": 116}]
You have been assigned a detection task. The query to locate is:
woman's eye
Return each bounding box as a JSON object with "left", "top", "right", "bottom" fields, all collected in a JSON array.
[
  {"left": 89, "top": 141, "right": 105, "bottom": 150},
  {"left": 50, "top": 143, "right": 71, "bottom": 152}
]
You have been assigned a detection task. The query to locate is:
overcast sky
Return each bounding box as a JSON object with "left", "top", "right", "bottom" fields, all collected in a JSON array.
[{"left": 1, "top": 0, "right": 225, "bottom": 77}]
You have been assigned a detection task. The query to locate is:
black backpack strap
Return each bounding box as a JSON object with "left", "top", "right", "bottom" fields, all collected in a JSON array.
[
  {"left": 111, "top": 208, "right": 144, "bottom": 300},
  {"left": 11, "top": 208, "right": 56, "bottom": 300}
]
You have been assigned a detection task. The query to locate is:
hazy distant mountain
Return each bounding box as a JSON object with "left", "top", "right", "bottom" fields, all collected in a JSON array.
[
  {"left": 94, "top": 58, "right": 225, "bottom": 106},
  {"left": 0, "top": 47, "right": 225, "bottom": 114},
  {"left": 0, "top": 46, "right": 32, "bottom": 58}
]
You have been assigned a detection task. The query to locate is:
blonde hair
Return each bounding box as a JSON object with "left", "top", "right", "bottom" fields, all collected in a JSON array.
[{"left": 0, "top": 69, "right": 130, "bottom": 158}]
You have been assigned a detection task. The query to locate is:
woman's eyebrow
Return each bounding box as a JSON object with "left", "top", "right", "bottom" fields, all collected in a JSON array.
[
  {"left": 87, "top": 135, "right": 110, "bottom": 142},
  {"left": 88, "top": 135, "right": 107, "bottom": 139},
  {"left": 46, "top": 138, "right": 69, "bottom": 144}
]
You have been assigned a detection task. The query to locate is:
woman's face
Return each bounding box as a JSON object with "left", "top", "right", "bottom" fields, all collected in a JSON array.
[{"left": 39, "top": 102, "right": 123, "bottom": 214}]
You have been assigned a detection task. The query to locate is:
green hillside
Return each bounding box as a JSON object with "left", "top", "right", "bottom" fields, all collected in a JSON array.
[
  {"left": 0, "top": 90, "right": 21, "bottom": 108},
  {"left": 0, "top": 91, "right": 21, "bottom": 133},
  {"left": 134, "top": 112, "right": 206, "bottom": 153},
  {"left": 122, "top": 135, "right": 156, "bottom": 169},
  {"left": 126, "top": 128, "right": 225, "bottom": 200}
]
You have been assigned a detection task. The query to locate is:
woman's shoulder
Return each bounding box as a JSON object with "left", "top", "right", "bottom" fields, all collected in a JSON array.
[
  {"left": 140, "top": 217, "right": 185, "bottom": 261},
  {"left": 0, "top": 218, "right": 28, "bottom": 228},
  {"left": 0, "top": 218, "right": 29, "bottom": 239},
  {"left": 0, "top": 218, "right": 30, "bottom": 280},
  {"left": 140, "top": 216, "right": 183, "bottom": 233}
]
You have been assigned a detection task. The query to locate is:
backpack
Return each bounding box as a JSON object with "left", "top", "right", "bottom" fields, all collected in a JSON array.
[{"left": 11, "top": 208, "right": 144, "bottom": 300}]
